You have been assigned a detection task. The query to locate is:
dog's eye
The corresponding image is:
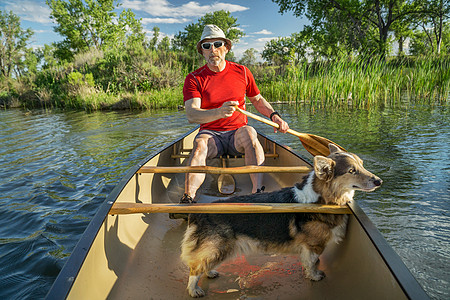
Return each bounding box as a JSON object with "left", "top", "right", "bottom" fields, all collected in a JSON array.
[{"left": 348, "top": 168, "right": 356, "bottom": 174}]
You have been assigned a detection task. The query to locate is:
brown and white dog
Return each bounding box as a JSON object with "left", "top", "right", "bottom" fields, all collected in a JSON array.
[{"left": 181, "top": 144, "right": 382, "bottom": 297}]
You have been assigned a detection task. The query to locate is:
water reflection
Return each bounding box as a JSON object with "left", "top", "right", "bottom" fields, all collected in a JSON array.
[{"left": 0, "top": 105, "right": 448, "bottom": 299}]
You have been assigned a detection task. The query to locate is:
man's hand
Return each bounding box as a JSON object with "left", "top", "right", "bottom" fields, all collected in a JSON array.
[
  {"left": 272, "top": 114, "right": 290, "bottom": 133},
  {"left": 219, "top": 101, "right": 239, "bottom": 118}
]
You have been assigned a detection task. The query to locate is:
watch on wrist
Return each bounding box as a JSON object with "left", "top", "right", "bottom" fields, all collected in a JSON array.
[{"left": 270, "top": 111, "right": 280, "bottom": 121}]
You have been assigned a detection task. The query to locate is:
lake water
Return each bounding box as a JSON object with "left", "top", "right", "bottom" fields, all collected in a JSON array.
[{"left": 0, "top": 104, "right": 448, "bottom": 299}]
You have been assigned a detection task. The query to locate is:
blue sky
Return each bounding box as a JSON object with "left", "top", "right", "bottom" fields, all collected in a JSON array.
[{"left": 1, "top": 0, "right": 309, "bottom": 59}]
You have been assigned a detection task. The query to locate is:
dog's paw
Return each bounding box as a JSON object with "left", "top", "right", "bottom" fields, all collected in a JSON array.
[
  {"left": 188, "top": 287, "right": 206, "bottom": 298},
  {"left": 206, "top": 270, "right": 219, "bottom": 279},
  {"left": 305, "top": 269, "right": 325, "bottom": 281}
]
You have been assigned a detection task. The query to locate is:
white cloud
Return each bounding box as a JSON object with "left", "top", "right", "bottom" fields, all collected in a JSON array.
[
  {"left": 141, "top": 17, "right": 190, "bottom": 24},
  {"left": 4, "top": 0, "right": 51, "bottom": 24},
  {"left": 256, "top": 37, "right": 277, "bottom": 43},
  {"left": 123, "top": 0, "right": 248, "bottom": 18},
  {"left": 253, "top": 29, "right": 272, "bottom": 35}
]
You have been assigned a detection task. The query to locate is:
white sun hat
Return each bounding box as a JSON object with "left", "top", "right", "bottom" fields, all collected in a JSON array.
[{"left": 197, "top": 24, "right": 232, "bottom": 54}]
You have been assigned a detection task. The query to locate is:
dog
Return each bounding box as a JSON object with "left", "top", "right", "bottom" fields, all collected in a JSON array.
[{"left": 181, "top": 144, "right": 382, "bottom": 297}]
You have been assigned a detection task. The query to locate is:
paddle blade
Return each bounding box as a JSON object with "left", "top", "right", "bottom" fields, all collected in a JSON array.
[{"left": 299, "top": 134, "right": 346, "bottom": 157}]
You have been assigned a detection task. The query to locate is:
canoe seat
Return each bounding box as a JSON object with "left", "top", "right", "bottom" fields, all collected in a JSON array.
[
  {"left": 166, "top": 140, "right": 285, "bottom": 194},
  {"left": 170, "top": 138, "right": 279, "bottom": 159}
]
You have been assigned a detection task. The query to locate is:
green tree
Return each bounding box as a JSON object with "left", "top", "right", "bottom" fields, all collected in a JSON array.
[
  {"left": 415, "top": 0, "right": 450, "bottom": 54},
  {"left": 300, "top": 5, "right": 372, "bottom": 58},
  {"left": 0, "top": 10, "right": 34, "bottom": 78},
  {"left": 116, "top": 9, "right": 146, "bottom": 50},
  {"left": 391, "top": 18, "right": 414, "bottom": 56},
  {"left": 46, "top": 0, "right": 118, "bottom": 55},
  {"left": 46, "top": 0, "right": 145, "bottom": 60},
  {"left": 149, "top": 26, "right": 160, "bottom": 50},
  {"left": 158, "top": 36, "right": 171, "bottom": 52},
  {"left": 239, "top": 48, "right": 258, "bottom": 66},
  {"left": 410, "top": 21, "right": 450, "bottom": 56},
  {"left": 37, "top": 44, "right": 59, "bottom": 70},
  {"left": 271, "top": 0, "right": 421, "bottom": 58},
  {"left": 19, "top": 48, "right": 39, "bottom": 78},
  {"left": 173, "top": 10, "right": 244, "bottom": 67},
  {"left": 262, "top": 33, "right": 306, "bottom": 64}
]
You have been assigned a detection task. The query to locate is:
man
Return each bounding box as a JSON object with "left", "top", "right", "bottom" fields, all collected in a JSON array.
[{"left": 170, "top": 24, "right": 289, "bottom": 219}]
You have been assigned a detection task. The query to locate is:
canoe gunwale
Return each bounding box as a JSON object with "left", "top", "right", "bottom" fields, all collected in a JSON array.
[{"left": 45, "top": 127, "right": 200, "bottom": 299}]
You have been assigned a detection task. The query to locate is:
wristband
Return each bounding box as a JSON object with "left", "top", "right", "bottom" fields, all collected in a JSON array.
[{"left": 270, "top": 111, "right": 280, "bottom": 121}]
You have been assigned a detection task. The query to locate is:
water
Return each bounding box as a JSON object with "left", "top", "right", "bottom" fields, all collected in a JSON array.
[{"left": 0, "top": 105, "right": 448, "bottom": 299}]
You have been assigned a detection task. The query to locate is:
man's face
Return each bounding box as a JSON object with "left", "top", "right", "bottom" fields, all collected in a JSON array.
[{"left": 201, "top": 39, "right": 229, "bottom": 69}]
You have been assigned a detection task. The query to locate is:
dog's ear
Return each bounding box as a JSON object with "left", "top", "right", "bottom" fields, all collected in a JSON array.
[
  {"left": 314, "top": 155, "right": 336, "bottom": 182},
  {"left": 328, "top": 143, "right": 341, "bottom": 154}
]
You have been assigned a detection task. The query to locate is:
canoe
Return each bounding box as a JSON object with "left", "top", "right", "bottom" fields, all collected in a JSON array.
[{"left": 46, "top": 127, "right": 428, "bottom": 299}]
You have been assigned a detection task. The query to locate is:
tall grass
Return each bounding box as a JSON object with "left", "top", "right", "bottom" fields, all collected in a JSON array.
[
  {"left": 2, "top": 50, "right": 448, "bottom": 111},
  {"left": 55, "top": 87, "right": 183, "bottom": 111},
  {"left": 256, "top": 55, "right": 450, "bottom": 108}
]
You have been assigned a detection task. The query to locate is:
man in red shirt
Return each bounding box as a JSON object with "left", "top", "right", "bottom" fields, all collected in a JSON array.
[{"left": 171, "top": 25, "right": 289, "bottom": 218}]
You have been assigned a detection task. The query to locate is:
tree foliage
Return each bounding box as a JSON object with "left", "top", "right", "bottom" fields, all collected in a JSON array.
[
  {"left": 271, "top": 0, "right": 431, "bottom": 58},
  {"left": 149, "top": 26, "right": 160, "bottom": 50},
  {"left": 239, "top": 48, "right": 258, "bottom": 66},
  {"left": 262, "top": 33, "right": 307, "bottom": 64},
  {"left": 173, "top": 10, "right": 244, "bottom": 67},
  {"left": 0, "top": 10, "right": 34, "bottom": 78},
  {"left": 47, "top": 0, "right": 146, "bottom": 60},
  {"left": 1, "top": 2, "right": 449, "bottom": 110},
  {"left": 411, "top": 0, "right": 450, "bottom": 55}
]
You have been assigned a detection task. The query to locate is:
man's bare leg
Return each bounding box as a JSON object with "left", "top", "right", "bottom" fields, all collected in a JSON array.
[
  {"left": 234, "top": 126, "right": 265, "bottom": 193},
  {"left": 185, "top": 134, "right": 218, "bottom": 199}
]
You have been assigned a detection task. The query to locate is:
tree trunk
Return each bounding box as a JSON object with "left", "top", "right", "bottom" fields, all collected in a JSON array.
[
  {"left": 436, "top": 15, "right": 443, "bottom": 54},
  {"left": 398, "top": 36, "right": 404, "bottom": 56}
]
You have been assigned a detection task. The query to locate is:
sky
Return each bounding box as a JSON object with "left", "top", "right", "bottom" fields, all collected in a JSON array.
[{"left": 0, "top": 0, "right": 309, "bottom": 60}]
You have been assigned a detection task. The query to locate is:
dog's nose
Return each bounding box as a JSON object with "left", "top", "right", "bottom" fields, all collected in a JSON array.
[{"left": 373, "top": 177, "right": 383, "bottom": 186}]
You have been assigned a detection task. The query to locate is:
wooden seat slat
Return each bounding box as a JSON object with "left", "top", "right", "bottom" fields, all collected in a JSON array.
[
  {"left": 137, "top": 165, "right": 311, "bottom": 174},
  {"left": 109, "top": 203, "right": 351, "bottom": 215}
]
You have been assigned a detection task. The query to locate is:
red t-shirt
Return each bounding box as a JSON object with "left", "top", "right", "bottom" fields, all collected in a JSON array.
[{"left": 183, "top": 61, "right": 260, "bottom": 131}]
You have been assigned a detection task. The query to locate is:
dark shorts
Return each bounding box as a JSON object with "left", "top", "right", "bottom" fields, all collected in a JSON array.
[{"left": 197, "top": 129, "right": 244, "bottom": 157}]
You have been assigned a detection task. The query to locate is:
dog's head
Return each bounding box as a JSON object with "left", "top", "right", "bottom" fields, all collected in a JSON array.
[{"left": 313, "top": 144, "right": 382, "bottom": 204}]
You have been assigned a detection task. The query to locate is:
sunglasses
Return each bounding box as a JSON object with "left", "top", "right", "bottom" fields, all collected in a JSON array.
[{"left": 201, "top": 41, "right": 225, "bottom": 50}]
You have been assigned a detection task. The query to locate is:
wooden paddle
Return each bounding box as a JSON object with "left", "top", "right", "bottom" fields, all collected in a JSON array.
[{"left": 235, "top": 106, "right": 346, "bottom": 156}]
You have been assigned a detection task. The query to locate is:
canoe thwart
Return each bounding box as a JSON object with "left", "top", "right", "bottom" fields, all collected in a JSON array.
[
  {"left": 171, "top": 145, "right": 279, "bottom": 159},
  {"left": 109, "top": 203, "right": 352, "bottom": 215},
  {"left": 137, "top": 165, "right": 311, "bottom": 174}
]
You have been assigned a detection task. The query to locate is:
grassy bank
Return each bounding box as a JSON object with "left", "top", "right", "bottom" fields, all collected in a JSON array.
[
  {"left": 255, "top": 56, "right": 450, "bottom": 107},
  {"left": 1, "top": 55, "right": 448, "bottom": 111},
  {"left": 0, "top": 83, "right": 183, "bottom": 111}
]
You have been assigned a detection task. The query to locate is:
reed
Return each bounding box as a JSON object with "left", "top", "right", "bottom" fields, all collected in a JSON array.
[
  {"left": 257, "top": 55, "right": 450, "bottom": 107},
  {"left": 62, "top": 87, "right": 183, "bottom": 111},
  {"left": 4, "top": 50, "right": 448, "bottom": 111}
]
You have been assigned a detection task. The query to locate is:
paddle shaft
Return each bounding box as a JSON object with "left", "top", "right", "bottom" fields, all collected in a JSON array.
[
  {"left": 235, "top": 106, "right": 345, "bottom": 156},
  {"left": 236, "top": 107, "right": 306, "bottom": 139}
]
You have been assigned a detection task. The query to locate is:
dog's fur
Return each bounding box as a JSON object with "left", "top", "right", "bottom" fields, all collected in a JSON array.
[{"left": 181, "top": 144, "right": 382, "bottom": 297}]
